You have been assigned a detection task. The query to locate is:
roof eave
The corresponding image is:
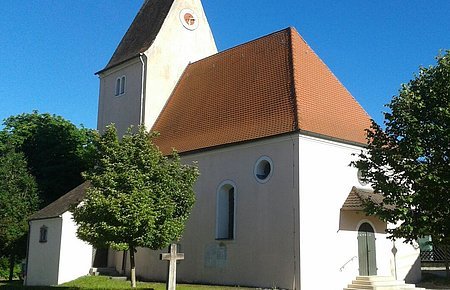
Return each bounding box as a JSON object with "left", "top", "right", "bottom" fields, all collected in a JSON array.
[
  {"left": 95, "top": 54, "right": 143, "bottom": 76},
  {"left": 29, "top": 215, "right": 63, "bottom": 222}
]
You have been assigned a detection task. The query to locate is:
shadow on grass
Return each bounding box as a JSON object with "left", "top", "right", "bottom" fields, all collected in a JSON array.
[
  {"left": 416, "top": 271, "right": 450, "bottom": 289},
  {"left": 0, "top": 281, "right": 76, "bottom": 290},
  {"left": 0, "top": 281, "right": 155, "bottom": 290}
]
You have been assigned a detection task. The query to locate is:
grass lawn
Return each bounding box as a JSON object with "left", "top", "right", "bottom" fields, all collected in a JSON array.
[{"left": 0, "top": 276, "right": 255, "bottom": 290}]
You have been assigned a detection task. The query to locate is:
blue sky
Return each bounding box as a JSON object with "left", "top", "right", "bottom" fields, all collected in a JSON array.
[{"left": 1, "top": 1, "right": 448, "bottom": 129}]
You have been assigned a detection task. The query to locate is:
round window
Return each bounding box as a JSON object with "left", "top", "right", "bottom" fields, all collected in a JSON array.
[
  {"left": 179, "top": 9, "right": 199, "bottom": 31},
  {"left": 357, "top": 169, "right": 368, "bottom": 186},
  {"left": 254, "top": 156, "right": 273, "bottom": 183}
]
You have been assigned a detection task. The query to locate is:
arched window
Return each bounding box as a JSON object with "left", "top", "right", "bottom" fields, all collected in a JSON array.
[
  {"left": 115, "top": 76, "right": 126, "bottom": 96},
  {"left": 39, "top": 225, "right": 48, "bottom": 243},
  {"left": 216, "top": 182, "right": 235, "bottom": 240}
]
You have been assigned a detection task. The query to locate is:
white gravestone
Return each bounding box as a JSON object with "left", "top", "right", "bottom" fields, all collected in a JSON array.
[{"left": 160, "top": 243, "right": 184, "bottom": 290}]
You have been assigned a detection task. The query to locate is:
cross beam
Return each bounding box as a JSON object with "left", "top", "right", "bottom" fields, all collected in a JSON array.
[{"left": 160, "top": 243, "right": 184, "bottom": 290}]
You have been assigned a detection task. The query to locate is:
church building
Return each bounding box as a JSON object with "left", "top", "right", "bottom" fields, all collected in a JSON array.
[{"left": 26, "top": 0, "right": 423, "bottom": 289}]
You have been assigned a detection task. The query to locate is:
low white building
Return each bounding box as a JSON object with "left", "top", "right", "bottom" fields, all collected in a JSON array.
[{"left": 25, "top": 182, "right": 93, "bottom": 286}]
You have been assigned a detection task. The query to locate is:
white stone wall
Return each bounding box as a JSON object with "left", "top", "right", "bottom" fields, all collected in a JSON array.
[
  {"left": 26, "top": 213, "right": 93, "bottom": 286},
  {"left": 26, "top": 218, "right": 62, "bottom": 286},
  {"left": 107, "top": 133, "right": 420, "bottom": 289},
  {"left": 143, "top": 0, "right": 218, "bottom": 129},
  {"left": 97, "top": 58, "right": 143, "bottom": 136},
  {"left": 57, "top": 211, "right": 92, "bottom": 284},
  {"left": 297, "top": 134, "right": 421, "bottom": 290},
  {"left": 390, "top": 227, "right": 422, "bottom": 283},
  {"left": 123, "top": 135, "right": 299, "bottom": 289}
]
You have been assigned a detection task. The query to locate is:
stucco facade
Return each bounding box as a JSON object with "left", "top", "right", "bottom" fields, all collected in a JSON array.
[
  {"left": 297, "top": 134, "right": 421, "bottom": 289},
  {"left": 107, "top": 134, "right": 420, "bottom": 289},
  {"left": 26, "top": 212, "right": 92, "bottom": 286},
  {"left": 26, "top": 218, "right": 62, "bottom": 286},
  {"left": 97, "top": 0, "right": 217, "bottom": 136}
]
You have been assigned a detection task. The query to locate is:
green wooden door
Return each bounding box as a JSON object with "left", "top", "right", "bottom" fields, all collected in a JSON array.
[{"left": 358, "top": 223, "right": 377, "bottom": 276}]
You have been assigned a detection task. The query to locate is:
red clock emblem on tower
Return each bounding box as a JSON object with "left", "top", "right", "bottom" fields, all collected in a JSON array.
[{"left": 180, "top": 9, "right": 199, "bottom": 30}]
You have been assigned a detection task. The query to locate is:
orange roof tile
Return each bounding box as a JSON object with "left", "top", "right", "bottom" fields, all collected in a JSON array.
[
  {"left": 341, "top": 187, "right": 390, "bottom": 211},
  {"left": 290, "top": 29, "right": 371, "bottom": 144},
  {"left": 152, "top": 28, "right": 371, "bottom": 155}
]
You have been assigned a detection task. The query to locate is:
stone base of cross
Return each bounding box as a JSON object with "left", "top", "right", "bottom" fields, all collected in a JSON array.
[{"left": 160, "top": 243, "right": 184, "bottom": 290}]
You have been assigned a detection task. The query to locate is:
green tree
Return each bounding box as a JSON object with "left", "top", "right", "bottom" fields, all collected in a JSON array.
[
  {"left": 0, "top": 148, "right": 39, "bottom": 281},
  {"left": 0, "top": 111, "right": 96, "bottom": 206},
  {"left": 72, "top": 125, "right": 199, "bottom": 287},
  {"left": 353, "top": 51, "right": 450, "bottom": 276}
]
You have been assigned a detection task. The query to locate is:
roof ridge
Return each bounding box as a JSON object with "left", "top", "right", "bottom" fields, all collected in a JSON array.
[{"left": 187, "top": 27, "right": 294, "bottom": 67}]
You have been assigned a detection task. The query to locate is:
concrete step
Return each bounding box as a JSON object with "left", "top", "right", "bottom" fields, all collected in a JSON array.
[
  {"left": 89, "top": 267, "right": 120, "bottom": 277},
  {"left": 344, "top": 276, "right": 425, "bottom": 290}
]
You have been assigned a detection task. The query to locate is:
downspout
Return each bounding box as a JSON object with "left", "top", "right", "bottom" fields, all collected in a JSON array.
[
  {"left": 139, "top": 53, "right": 147, "bottom": 126},
  {"left": 24, "top": 221, "right": 31, "bottom": 285}
]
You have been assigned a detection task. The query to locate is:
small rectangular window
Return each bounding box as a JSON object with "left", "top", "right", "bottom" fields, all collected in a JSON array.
[
  {"left": 115, "top": 76, "right": 126, "bottom": 96},
  {"left": 120, "top": 76, "right": 126, "bottom": 95},
  {"left": 39, "top": 226, "right": 48, "bottom": 243},
  {"left": 115, "top": 78, "right": 121, "bottom": 96}
]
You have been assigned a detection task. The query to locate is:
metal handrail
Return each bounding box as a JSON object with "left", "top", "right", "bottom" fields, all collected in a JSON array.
[{"left": 340, "top": 256, "right": 357, "bottom": 272}]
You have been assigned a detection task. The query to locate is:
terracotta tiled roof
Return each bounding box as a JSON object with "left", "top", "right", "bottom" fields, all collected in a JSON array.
[
  {"left": 29, "top": 182, "right": 90, "bottom": 220},
  {"left": 290, "top": 29, "right": 371, "bottom": 144},
  {"left": 152, "top": 28, "right": 371, "bottom": 155},
  {"left": 99, "top": 0, "right": 175, "bottom": 73},
  {"left": 341, "top": 186, "right": 385, "bottom": 211}
]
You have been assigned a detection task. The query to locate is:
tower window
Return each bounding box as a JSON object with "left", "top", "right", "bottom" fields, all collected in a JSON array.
[
  {"left": 216, "top": 183, "right": 236, "bottom": 240},
  {"left": 115, "top": 76, "right": 126, "bottom": 96}
]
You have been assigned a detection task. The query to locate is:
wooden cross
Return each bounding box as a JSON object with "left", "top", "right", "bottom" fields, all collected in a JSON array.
[{"left": 160, "top": 243, "right": 184, "bottom": 290}]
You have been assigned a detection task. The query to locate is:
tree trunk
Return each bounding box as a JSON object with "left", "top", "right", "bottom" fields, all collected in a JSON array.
[
  {"left": 129, "top": 246, "right": 136, "bottom": 288},
  {"left": 8, "top": 254, "right": 15, "bottom": 281}
]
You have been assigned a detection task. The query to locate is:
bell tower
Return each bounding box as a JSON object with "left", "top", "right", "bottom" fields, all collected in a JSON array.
[{"left": 96, "top": 0, "right": 217, "bottom": 136}]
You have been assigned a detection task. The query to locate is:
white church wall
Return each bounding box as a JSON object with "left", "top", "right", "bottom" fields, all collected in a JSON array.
[
  {"left": 297, "top": 134, "right": 398, "bottom": 290},
  {"left": 142, "top": 0, "right": 217, "bottom": 129},
  {"left": 390, "top": 226, "right": 422, "bottom": 283},
  {"left": 128, "top": 135, "right": 299, "bottom": 289},
  {"left": 299, "top": 136, "right": 420, "bottom": 289},
  {"left": 26, "top": 218, "right": 62, "bottom": 286},
  {"left": 97, "top": 58, "right": 143, "bottom": 136},
  {"left": 57, "top": 211, "right": 92, "bottom": 284}
]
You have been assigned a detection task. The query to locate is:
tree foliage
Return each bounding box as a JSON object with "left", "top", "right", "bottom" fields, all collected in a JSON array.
[
  {"left": 353, "top": 51, "right": 450, "bottom": 246},
  {"left": 0, "top": 111, "right": 96, "bottom": 206},
  {"left": 0, "top": 147, "right": 39, "bottom": 280},
  {"left": 72, "top": 125, "right": 199, "bottom": 287}
]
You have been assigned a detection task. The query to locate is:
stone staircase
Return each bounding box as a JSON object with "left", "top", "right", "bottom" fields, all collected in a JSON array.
[{"left": 344, "top": 276, "right": 426, "bottom": 290}]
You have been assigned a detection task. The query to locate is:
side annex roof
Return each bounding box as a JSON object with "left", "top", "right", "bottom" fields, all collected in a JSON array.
[
  {"left": 29, "top": 182, "right": 90, "bottom": 220},
  {"left": 152, "top": 27, "right": 372, "bottom": 155}
]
